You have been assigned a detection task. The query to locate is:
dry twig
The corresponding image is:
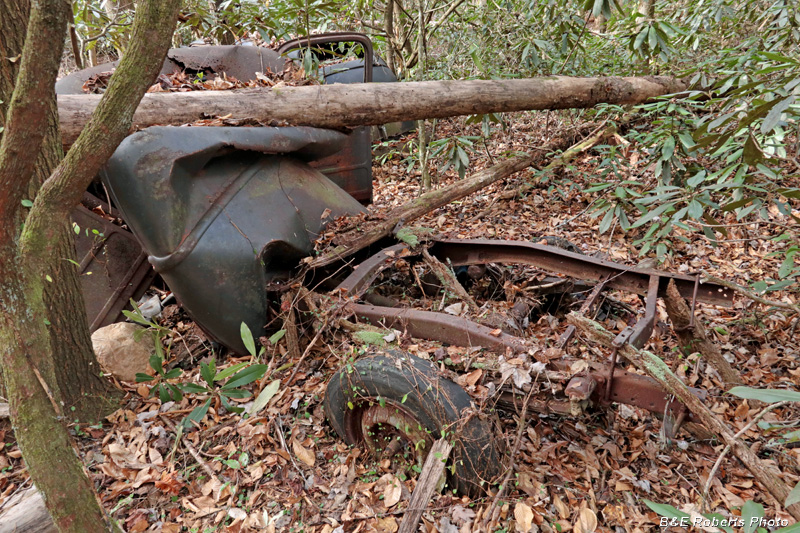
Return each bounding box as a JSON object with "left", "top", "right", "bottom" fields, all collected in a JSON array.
[
  {"left": 422, "top": 249, "right": 480, "bottom": 314},
  {"left": 397, "top": 439, "right": 453, "bottom": 533},
  {"left": 703, "top": 275, "right": 800, "bottom": 316},
  {"left": 702, "top": 401, "right": 791, "bottom": 507}
]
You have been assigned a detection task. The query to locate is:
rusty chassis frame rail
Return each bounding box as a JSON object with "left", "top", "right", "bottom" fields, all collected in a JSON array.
[
  {"left": 428, "top": 239, "right": 733, "bottom": 306},
  {"left": 332, "top": 238, "right": 732, "bottom": 427}
]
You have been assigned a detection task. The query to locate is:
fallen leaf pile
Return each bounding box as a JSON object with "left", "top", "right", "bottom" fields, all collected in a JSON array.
[{"left": 82, "top": 58, "right": 317, "bottom": 95}]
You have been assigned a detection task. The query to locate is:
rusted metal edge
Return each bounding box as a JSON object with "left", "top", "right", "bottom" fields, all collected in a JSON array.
[
  {"left": 336, "top": 243, "right": 407, "bottom": 297},
  {"left": 345, "top": 304, "right": 703, "bottom": 422},
  {"left": 557, "top": 274, "right": 609, "bottom": 349},
  {"left": 338, "top": 240, "right": 712, "bottom": 424},
  {"left": 428, "top": 239, "right": 734, "bottom": 307},
  {"left": 625, "top": 275, "right": 660, "bottom": 350},
  {"left": 347, "top": 303, "right": 529, "bottom": 353},
  {"left": 591, "top": 369, "right": 705, "bottom": 422},
  {"left": 605, "top": 275, "right": 660, "bottom": 399},
  {"left": 72, "top": 205, "right": 156, "bottom": 331},
  {"left": 495, "top": 392, "right": 574, "bottom": 417},
  {"left": 277, "top": 32, "right": 374, "bottom": 84}
]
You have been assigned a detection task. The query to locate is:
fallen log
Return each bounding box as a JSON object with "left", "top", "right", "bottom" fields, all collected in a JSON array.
[
  {"left": 422, "top": 249, "right": 481, "bottom": 313},
  {"left": 308, "top": 121, "right": 614, "bottom": 269},
  {"left": 567, "top": 312, "right": 800, "bottom": 522},
  {"left": 0, "top": 486, "right": 57, "bottom": 533},
  {"left": 309, "top": 152, "right": 539, "bottom": 269},
  {"left": 57, "top": 75, "right": 686, "bottom": 146}
]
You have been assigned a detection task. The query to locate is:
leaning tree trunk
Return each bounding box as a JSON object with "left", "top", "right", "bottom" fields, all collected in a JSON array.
[
  {"left": 56, "top": 75, "right": 687, "bottom": 146},
  {"left": 0, "top": 0, "right": 182, "bottom": 531},
  {"left": 0, "top": 2, "right": 122, "bottom": 530},
  {"left": 0, "top": 0, "right": 119, "bottom": 422},
  {"left": 309, "top": 122, "right": 606, "bottom": 268}
]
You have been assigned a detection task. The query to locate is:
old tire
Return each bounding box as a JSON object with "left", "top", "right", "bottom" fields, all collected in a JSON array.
[{"left": 324, "top": 351, "right": 503, "bottom": 497}]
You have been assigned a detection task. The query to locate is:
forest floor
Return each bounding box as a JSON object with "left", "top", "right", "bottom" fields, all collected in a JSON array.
[{"left": 1, "top": 111, "right": 798, "bottom": 533}]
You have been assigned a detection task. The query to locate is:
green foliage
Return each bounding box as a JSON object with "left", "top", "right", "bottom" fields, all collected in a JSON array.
[
  {"left": 127, "top": 299, "right": 184, "bottom": 402},
  {"left": 577, "top": 4, "right": 799, "bottom": 286},
  {"left": 72, "top": 0, "right": 135, "bottom": 61},
  {"left": 181, "top": 359, "right": 268, "bottom": 428},
  {"left": 642, "top": 499, "right": 690, "bottom": 520},
  {"left": 395, "top": 226, "right": 434, "bottom": 247},
  {"left": 135, "top": 352, "right": 183, "bottom": 403},
  {"left": 787, "top": 482, "right": 800, "bottom": 508},
  {"left": 239, "top": 322, "right": 257, "bottom": 357},
  {"left": 647, "top": 386, "right": 798, "bottom": 530},
  {"left": 268, "top": 329, "right": 287, "bottom": 345},
  {"left": 728, "top": 386, "right": 800, "bottom": 403},
  {"left": 353, "top": 330, "right": 387, "bottom": 346},
  {"left": 130, "top": 311, "right": 269, "bottom": 426},
  {"left": 173, "top": 0, "right": 342, "bottom": 45},
  {"left": 72, "top": 0, "right": 797, "bottom": 295},
  {"left": 429, "top": 135, "right": 480, "bottom": 179},
  {"left": 645, "top": 498, "right": 797, "bottom": 532},
  {"left": 249, "top": 380, "right": 281, "bottom": 416}
]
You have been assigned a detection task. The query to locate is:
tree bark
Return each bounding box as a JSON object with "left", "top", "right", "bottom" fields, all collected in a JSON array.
[
  {"left": 663, "top": 279, "right": 742, "bottom": 389},
  {"left": 638, "top": 0, "right": 655, "bottom": 21},
  {"left": 310, "top": 151, "right": 539, "bottom": 268},
  {"left": 0, "top": 2, "right": 127, "bottom": 530},
  {"left": 397, "top": 439, "right": 452, "bottom": 533},
  {"left": 422, "top": 249, "right": 480, "bottom": 313},
  {"left": 567, "top": 312, "right": 800, "bottom": 521},
  {"left": 383, "top": 0, "right": 396, "bottom": 73},
  {"left": 1, "top": 0, "right": 119, "bottom": 422},
  {"left": 21, "top": 0, "right": 183, "bottom": 269},
  {"left": 0, "top": 1, "right": 67, "bottom": 228},
  {"left": 0, "top": 0, "right": 29, "bottom": 124},
  {"left": 56, "top": 75, "right": 687, "bottom": 146},
  {"left": 403, "top": 0, "right": 467, "bottom": 71},
  {"left": 0, "top": 0, "right": 181, "bottom": 531}
]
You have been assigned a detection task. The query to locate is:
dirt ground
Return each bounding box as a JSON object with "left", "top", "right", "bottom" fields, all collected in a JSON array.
[{"left": 0, "top": 112, "right": 798, "bottom": 533}]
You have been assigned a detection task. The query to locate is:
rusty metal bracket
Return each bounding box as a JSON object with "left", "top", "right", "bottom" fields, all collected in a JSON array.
[
  {"left": 605, "top": 275, "right": 659, "bottom": 400},
  {"left": 335, "top": 239, "right": 724, "bottom": 426},
  {"left": 72, "top": 203, "right": 156, "bottom": 331},
  {"left": 591, "top": 369, "right": 705, "bottom": 422},
  {"left": 689, "top": 272, "right": 701, "bottom": 331},
  {"left": 625, "top": 275, "right": 660, "bottom": 350},
  {"left": 558, "top": 274, "right": 610, "bottom": 349},
  {"left": 336, "top": 243, "right": 407, "bottom": 298}
]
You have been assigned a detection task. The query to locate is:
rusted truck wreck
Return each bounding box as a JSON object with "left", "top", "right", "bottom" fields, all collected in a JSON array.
[{"left": 61, "top": 34, "right": 734, "bottom": 497}]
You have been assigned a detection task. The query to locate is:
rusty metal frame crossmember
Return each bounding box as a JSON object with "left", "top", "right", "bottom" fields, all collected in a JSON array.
[{"left": 333, "top": 238, "right": 730, "bottom": 423}]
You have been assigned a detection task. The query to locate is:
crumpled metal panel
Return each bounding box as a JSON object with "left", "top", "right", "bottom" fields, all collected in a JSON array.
[
  {"left": 56, "top": 38, "right": 411, "bottom": 204},
  {"left": 309, "top": 126, "right": 374, "bottom": 203},
  {"left": 162, "top": 46, "right": 285, "bottom": 81},
  {"left": 72, "top": 203, "right": 156, "bottom": 331},
  {"left": 55, "top": 46, "right": 285, "bottom": 95},
  {"left": 102, "top": 126, "right": 365, "bottom": 353},
  {"left": 101, "top": 126, "right": 352, "bottom": 255}
]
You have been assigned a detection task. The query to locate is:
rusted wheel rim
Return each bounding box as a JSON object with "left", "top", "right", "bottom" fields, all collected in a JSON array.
[{"left": 350, "top": 401, "right": 434, "bottom": 472}]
